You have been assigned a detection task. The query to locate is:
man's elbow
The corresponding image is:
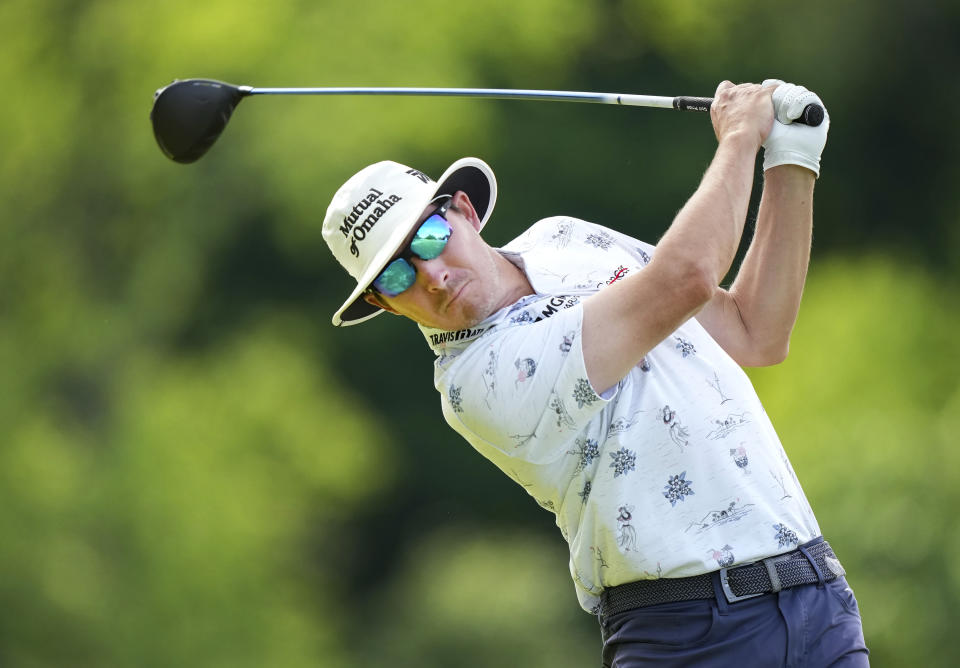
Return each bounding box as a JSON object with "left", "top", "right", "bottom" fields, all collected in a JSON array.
[
  {"left": 676, "top": 260, "right": 720, "bottom": 313},
  {"left": 760, "top": 341, "right": 790, "bottom": 366},
  {"left": 739, "top": 338, "right": 790, "bottom": 367}
]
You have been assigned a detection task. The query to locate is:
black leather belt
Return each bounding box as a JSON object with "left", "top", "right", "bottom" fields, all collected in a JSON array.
[{"left": 598, "top": 539, "right": 843, "bottom": 623}]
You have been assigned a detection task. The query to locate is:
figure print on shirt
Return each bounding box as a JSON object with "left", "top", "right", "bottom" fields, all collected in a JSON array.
[
  {"left": 514, "top": 357, "right": 537, "bottom": 386},
  {"left": 511, "top": 468, "right": 533, "bottom": 491},
  {"left": 635, "top": 247, "right": 652, "bottom": 265},
  {"left": 663, "top": 471, "right": 694, "bottom": 506},
  {"left": 569, "top": 438, "right": 600, "bottom": 473},
  {"left": 509, "top": 431, "right": 537, "bottom": 448},
  {"left": 643, "top": 562, "right": 664, "bottom": 579},
  {"left": 686, "top": 498, "right": 755, "bottom": 534},
  {"left": 540, "top": 267, "right": 606, "bottom": 289},
  {"left": 770, "top": 470, "right": 793, "bottom": 500},
  {"left": 773, "top": 523, "right": 800, "bottom": 548},
  {"left": 574, "top": 569, "right": 601, "bottom": 598},
  {"left": 509, "top": 309, "right": 536, "bottom": 326},
  {"left": 548, "top": 391, "right": 577, "bottom": 430},
  {"left": 579, "top": 480, "right": 592, "bottom": 504},
  {"left": 707, "top": 372, "right": 732, "bottom": 404},
  {"left": 573, "top": 378, "right": 599, "bottom": 409},
  {"left": 585, "top": 230, "right": 615, "bottom": 250},
  {"left": 482, "top": 347, "right": 499, "bottom": 409},
  {"left": 536, "top": 497, "right": 556, "bottom": 512},
  {"left": 674, "top": 336, "right": 697, "bottom": 358},
  {"left": 729, "top": 445, "right": 750, "bottom": 473},
  {"left": 658, "top": 405, "right": 690, "bottom": 450},
  {"left": 551, "top": 220, "right": 574, "bottom": 249},
  {"left": 597, "top": 265, "right": 630, "bottom": 289},
  {"left": 448, "top": 385, "right": 464, "bottom": 414},
  {"left": 616, "top": 505, "right": 639, "bottom": 552},
  {"left": 609, "top": 447, "right": 637, "bottom": 477},
  {"left": 507, "top": 294, "right": 540, "bottom": 315},
  {"left": 638, "top": 357, "right": 652, "bottom": 373},
  {"left": 590, "top": 546, "right": 610, "bottom": 570},
  {"left": 707, "top": 412, "right": 752, "bottom": 440},
  {"left": 606, "top": 411, "right": 644, "bottom": 437},
  {"left": 709, "top": 545, "right": 736, "bottom": 568},
  {"left": 512, "top": 469, "right": 555, "bottom": 513},
  {"left": 778, "top": 446, "right": 803, "bottom": 491},
  {"left": 559, "top": 330, "right": 576, "bottom": 354}
]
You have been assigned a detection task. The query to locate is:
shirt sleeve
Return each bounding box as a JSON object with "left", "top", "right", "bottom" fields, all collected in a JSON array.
[{"left": 436, "top": 303, "right": 614, "bottom": 465}]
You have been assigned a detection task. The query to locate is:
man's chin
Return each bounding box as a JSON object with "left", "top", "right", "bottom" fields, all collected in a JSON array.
[{"left": 423, "top": 308, "right": 486, "bottom": 333}]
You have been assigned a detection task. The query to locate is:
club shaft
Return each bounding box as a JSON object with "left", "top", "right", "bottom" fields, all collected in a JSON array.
[
  {"left": 237, "top": 83, "right": 821, "bottom": 125},
  {"left": 243, "top": 86, "right": 680, "bottom": 109}
]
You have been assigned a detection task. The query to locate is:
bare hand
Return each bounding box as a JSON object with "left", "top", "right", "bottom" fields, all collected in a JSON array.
[{"left": 710, "top": 81, "right": 775, "bottom": 150}]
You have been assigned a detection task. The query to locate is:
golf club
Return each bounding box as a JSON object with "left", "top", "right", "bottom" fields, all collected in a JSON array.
[{"left": 151, "top": 78, "right": 826, "bottom": 164}]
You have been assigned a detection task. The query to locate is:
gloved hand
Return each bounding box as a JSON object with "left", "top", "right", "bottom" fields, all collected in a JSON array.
[{"left": 761, "top": 79, "right": 830, "bottom": 177}]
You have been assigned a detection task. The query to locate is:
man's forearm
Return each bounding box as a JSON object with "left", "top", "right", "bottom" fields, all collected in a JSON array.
[
  {"left": 654, "top": 133, "right": 760, "bottom": 289},
  {"left": 727, "top": 164, "right": 815, "bottom": 359}
]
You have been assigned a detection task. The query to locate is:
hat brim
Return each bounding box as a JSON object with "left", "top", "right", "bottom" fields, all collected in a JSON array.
[{"left": 332, "top": 157, "right": 497, "bottom": 326}]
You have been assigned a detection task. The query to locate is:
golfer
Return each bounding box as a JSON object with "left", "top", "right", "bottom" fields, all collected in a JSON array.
[{"left": 322, "top": 80, "right": 869, "bottom": 666}]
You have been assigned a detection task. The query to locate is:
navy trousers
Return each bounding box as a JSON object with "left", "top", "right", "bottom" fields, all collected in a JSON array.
[{"left": 600, "top": 574, "right": 869, "bottom": 667}]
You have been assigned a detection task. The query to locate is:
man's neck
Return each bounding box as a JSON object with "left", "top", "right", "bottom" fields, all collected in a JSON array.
[{"left": 489, "top": 249, "right": 535, "bottom": 314}]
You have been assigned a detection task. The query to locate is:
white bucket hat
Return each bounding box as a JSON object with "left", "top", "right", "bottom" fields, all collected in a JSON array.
[{"left": 323, "top": 157, "right": 497, "bottom": 326}]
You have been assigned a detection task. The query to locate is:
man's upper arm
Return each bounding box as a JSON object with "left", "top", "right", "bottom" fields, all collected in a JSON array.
[{"left": 581, "top": 256, "right": 715, "bottom": 394}]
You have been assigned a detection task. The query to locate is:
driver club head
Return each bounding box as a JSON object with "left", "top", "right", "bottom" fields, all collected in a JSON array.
[{"left": 151, "top": 79, "right": 248, "bottom": 163}]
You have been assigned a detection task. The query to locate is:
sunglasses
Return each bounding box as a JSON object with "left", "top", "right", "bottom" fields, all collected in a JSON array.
[{"left": 371, "top": 198, "right": 453, "bottom": 297}]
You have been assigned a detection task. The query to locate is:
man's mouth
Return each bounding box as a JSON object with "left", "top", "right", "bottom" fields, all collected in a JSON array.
[{"left": 445, "top": 281, "right": 467, "bottom": 311}]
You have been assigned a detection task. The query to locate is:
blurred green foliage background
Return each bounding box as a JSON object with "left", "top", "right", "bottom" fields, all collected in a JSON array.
[{"left": 2, "top": 0, "right": 958, "bottom": 665}]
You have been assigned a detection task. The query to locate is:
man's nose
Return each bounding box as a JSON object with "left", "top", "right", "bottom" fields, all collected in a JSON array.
[{"left": 412, "top": 257, "right": 449, "bottom": 291}]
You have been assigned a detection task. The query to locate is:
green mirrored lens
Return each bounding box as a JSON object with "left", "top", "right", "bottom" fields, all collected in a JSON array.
[
  {"left": 373, "top": 258, "right": 416, "bottom": 296},
  {"left": 410, "top": 215, "right": 451, "bottom": 260}
]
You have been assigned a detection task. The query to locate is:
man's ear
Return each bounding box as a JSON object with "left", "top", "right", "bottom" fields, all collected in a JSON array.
[
  {"left": 362, "top": 291, "right": 399, "bottom": 314},
  {"left": 451, "top": 190, "right": 482, "bottom": 231}
]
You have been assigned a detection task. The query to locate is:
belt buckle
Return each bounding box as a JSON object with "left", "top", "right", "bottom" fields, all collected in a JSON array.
[{"left": 719, "top": 564, "right": 764, "bottom": 603}]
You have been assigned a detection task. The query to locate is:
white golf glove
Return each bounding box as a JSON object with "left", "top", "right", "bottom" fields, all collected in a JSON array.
[{"left": 761, "top": 79, "right": 830, "bottom": 177}]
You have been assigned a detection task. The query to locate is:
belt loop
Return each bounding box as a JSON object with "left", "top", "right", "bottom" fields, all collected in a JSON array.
[
  {"left": 762, "top": 557, "right": 783, "bottom": 593},
  {"left": 798, "top": 544, "right": 826, "bottom": 587},
  {"left": 710, "top": 571, "right": 730, "bottom": 615}
]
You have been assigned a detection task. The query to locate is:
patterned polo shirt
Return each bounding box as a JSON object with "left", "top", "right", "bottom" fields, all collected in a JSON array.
[{"left": 419, "top": 216, "right": 821, "bottom": 613}]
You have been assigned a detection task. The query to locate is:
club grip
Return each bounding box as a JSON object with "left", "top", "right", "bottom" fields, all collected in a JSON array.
[
  {"left": 673, "top": 96, "right": 712, "bottom": 113},
  {"left": 673, "top": 96, "right": 825, "bottom": 127}
]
